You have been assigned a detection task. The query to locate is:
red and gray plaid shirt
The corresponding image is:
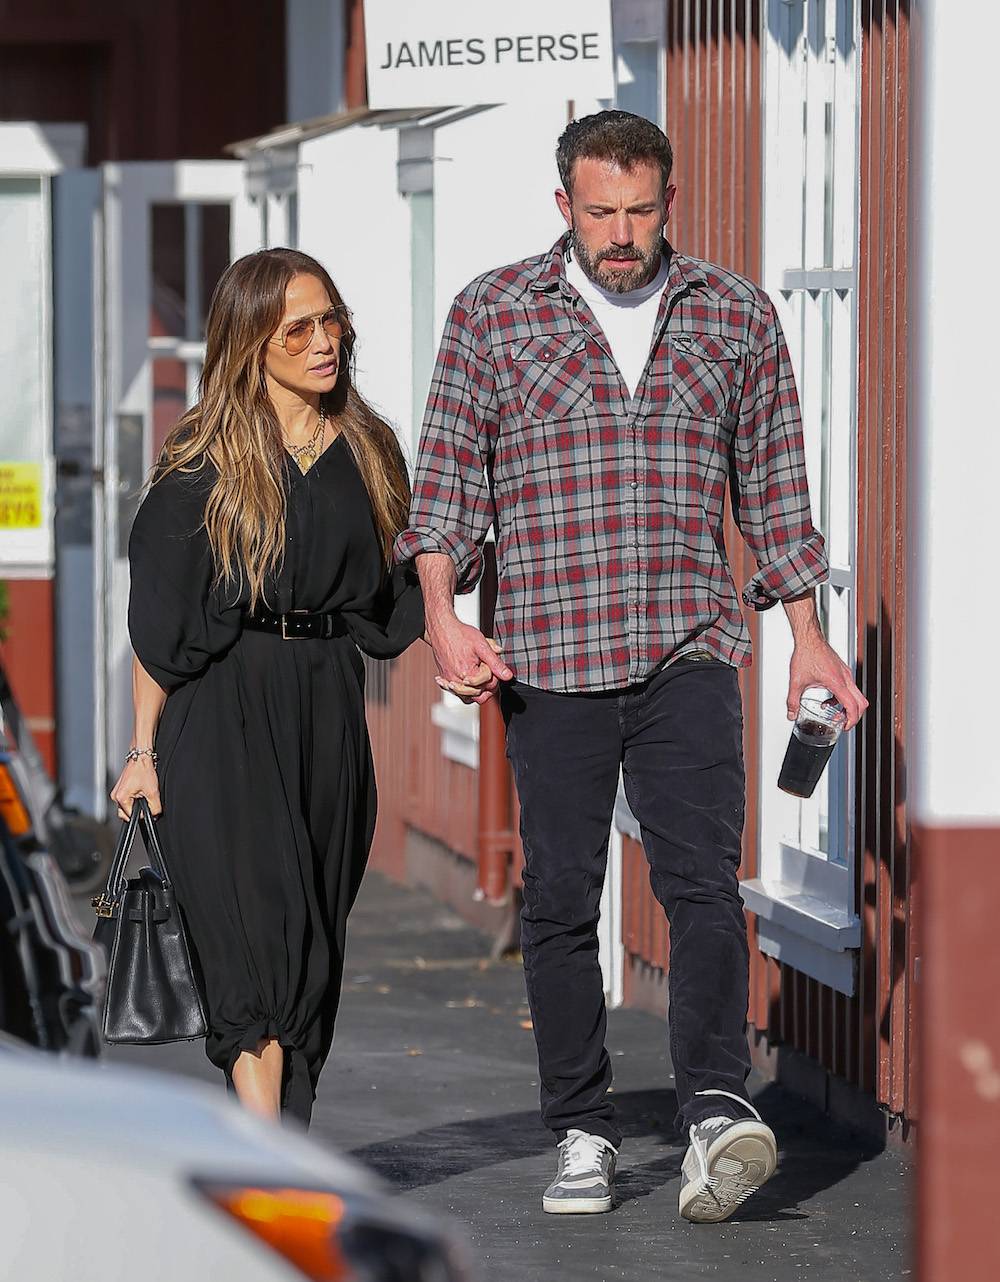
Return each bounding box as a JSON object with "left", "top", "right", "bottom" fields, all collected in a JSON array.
[{"left": 395, "top": 234, "right": 828, "bottom": 693}]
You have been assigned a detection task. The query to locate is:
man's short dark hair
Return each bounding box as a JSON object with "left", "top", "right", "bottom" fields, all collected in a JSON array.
[{"left": 556, "top": 110, "right": 674, "bottom": 197}]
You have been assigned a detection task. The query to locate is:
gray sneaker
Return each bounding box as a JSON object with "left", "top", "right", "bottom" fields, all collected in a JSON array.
[
  {"left": 542, "top": 1129, "right": 617, "bottom": 1214},
  {"left": 679, "top": 1090, "right": 777, "bottom": 1223}
]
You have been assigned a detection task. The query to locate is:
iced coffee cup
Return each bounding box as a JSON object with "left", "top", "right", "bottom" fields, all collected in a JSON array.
[{"left": 777, "top": 687, "right": 848, "bottom": 799}]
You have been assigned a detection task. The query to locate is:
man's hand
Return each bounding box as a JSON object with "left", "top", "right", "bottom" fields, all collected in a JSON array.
[
  {"left": 783, "top": 593, "right": 868, "bottom": 730},
  {"left": 428, "top": 619, "right": 513, "bottom": 706},
  {"left": 415, "top": 550, "right": 514, "bottom": 705},
  {"left": 788, "top": 632, "right": 868, "bottom": 729}
]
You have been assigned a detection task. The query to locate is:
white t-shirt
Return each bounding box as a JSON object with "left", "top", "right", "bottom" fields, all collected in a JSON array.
[{"left": 564, "top": 249, "right": 670, "bottom": 399}]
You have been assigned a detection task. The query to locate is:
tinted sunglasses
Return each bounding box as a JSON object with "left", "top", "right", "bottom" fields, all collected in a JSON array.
[{"left": 271, "top": 306, "right": 349, "bottom": 357}]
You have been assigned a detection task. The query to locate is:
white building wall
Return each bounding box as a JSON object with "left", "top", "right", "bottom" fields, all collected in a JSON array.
[
  {"left": 911, "top": 0, "right": 1000, "bottom": 826},
  {"left": 297, "top": 124, "right": 414, "bottom": 454}
]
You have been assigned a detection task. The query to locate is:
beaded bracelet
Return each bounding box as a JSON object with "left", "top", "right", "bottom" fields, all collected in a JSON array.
[{"left": 125, "top": 747, "right": 158, "bottom": 766}]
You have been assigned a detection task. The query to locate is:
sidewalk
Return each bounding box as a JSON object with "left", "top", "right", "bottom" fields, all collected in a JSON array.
[{"left": 108, "top": 872, "right": 910, "bottom": 1281}]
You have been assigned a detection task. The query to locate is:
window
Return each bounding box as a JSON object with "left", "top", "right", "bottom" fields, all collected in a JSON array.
[{"left": 740, "top": 0, "right": 861, "bottom": 994}]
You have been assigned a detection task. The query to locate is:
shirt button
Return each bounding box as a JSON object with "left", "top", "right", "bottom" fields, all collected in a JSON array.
[{"left": 630, "top": 481, "right": 638, "bottom": 490}]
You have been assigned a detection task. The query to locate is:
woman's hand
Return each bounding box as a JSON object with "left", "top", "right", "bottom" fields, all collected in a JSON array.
[{"left": 110, "top": 756, "right": 162, "bottom": 821}]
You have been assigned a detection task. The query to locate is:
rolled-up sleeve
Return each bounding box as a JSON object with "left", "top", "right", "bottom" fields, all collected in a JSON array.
[
  {"left": 732, "top": 296, "right": 829, "bottom": 611},
  {"left": 393, "top": 293, "right": 499, "bottom": 594}
]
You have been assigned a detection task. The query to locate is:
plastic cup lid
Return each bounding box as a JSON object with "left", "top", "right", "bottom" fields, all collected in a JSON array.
[{"left": 799, "top": 686, "right": 847, "bottom": 723}]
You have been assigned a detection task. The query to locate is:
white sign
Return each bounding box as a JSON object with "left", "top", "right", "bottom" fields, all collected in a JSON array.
[{"left": 365, "top": 0, "right": 615, "bottom": 109}]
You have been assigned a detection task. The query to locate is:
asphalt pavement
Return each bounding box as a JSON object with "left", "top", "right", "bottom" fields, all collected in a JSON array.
[{"left": 103, "top": 871, "right": 911, "bottom": 1282}]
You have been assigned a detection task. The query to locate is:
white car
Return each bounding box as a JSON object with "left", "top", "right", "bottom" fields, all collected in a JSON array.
[{"left": 0, "top": 1041, "right": 471, "bottom": 1282}]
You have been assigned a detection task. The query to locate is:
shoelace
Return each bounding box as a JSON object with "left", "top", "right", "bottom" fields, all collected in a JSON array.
[
  {"left": 558, "top": 1130, "right": 613, "bottom": 1179},
  {"left": 688, "top": 1089, "right": 764, "bottom": 1189}
]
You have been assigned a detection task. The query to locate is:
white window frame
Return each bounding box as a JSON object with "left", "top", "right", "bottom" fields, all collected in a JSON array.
[{"left": 740, "top": 0, "right": 862, "bottom": 995}]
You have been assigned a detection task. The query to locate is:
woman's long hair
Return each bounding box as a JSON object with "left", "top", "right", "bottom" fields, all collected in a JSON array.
[{"left": 155, "top": 248, "right": 410, "bottom": 609}]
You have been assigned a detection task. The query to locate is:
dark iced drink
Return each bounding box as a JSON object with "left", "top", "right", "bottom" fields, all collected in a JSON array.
[
  {"left": 777, "top": 689, "right": 848, "bottom": 799},
  {"left": 778, "top": 720, "right": 838, "bottom": 797}
]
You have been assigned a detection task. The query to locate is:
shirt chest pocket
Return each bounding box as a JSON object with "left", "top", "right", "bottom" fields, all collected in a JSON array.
[
  {"left": 669, "top": 332, "right": 741, "bottom": 420},
  {"left": 511, "top": 333, "right": 593, "bottom": 421}
]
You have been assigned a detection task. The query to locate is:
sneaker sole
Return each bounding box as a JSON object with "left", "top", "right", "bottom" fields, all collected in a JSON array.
[
  {"left": 679, "top": 1127, "right": 777, "bottom": 1224},
  {"left": 542, "top": 1194, "right": 614, "bottom": 1215}
]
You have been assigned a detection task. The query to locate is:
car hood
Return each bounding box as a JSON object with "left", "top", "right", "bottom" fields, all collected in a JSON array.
[{"left": 0, "top": 1050, "right": 378, "bottom": 1192}]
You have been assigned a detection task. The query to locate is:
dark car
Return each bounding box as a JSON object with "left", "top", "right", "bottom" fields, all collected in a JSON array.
[{"left": 0, "top": 727, "right": 104, "bottom": 1054}]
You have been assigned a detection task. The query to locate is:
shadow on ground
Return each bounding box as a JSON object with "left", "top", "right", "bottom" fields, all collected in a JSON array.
[{"left": 350, "top": 1080, "right": 885, "bottom": 1224}]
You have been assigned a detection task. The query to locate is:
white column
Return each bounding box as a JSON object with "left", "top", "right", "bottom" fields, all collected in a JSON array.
[{"left": 910, "top": 0, "right": 1000, "bottom": 829}]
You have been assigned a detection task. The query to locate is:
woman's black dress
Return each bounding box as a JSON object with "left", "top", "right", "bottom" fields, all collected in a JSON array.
[{"left": 127, "top": 437, "right": 423, "bottom": 1123}]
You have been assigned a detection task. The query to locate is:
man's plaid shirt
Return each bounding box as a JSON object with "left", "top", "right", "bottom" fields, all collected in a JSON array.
[{"left": 395, "top": 234, "right": 828, "bottom": 693}]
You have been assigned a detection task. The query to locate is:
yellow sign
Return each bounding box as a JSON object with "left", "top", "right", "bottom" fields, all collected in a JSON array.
[{"left": 0, "top": 463, "right": 43, "bottom": 529}]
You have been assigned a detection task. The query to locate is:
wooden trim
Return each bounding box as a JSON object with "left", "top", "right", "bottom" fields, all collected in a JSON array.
[{"left": 344, "top": 0, "right": 368, "bottom": 109}]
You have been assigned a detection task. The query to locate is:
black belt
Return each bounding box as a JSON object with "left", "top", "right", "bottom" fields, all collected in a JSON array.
[{"left": 243, "top": 608, "right": 349, "bottom": 640}]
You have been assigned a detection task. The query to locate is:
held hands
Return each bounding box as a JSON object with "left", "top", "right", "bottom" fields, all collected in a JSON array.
[
  {"left": 427, "top": 617, "right": 513, "bottom": 706},
  {"left": 109, "top": 757, "right": 162, "bottom": 821},
  {"left": 788, "top": 632, "right": 868, "bottom": 730}
]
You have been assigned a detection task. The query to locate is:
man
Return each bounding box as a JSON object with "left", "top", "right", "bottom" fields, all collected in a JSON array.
[{"left": 395, "top": 111, "right": 867, "bottom": 1223}]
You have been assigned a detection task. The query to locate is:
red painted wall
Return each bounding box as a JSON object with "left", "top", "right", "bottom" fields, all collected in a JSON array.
[
  {"left": 0, "top": 579, "right": 56, "bottom": 775},
  {"left": 0, "top": 0, "right": 287, "bottom": 164}
]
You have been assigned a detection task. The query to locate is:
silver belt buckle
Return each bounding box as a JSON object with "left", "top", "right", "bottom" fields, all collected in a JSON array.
[{"left": 281, "top": 611, "right": 308, "bottom": 640}]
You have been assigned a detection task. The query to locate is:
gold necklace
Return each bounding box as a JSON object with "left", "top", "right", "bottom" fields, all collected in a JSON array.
[{"left": 283, "top": 408, "right": 326, "bottom": 473}]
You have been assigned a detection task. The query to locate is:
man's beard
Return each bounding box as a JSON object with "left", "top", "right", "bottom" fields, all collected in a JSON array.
[{"left": 570, "top": 226, "right": 664, "bottom": 294}]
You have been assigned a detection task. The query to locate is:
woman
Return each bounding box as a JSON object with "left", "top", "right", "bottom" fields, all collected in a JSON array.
[{"left": 110, "top": 248, "right": 424, "bottom": 1125}]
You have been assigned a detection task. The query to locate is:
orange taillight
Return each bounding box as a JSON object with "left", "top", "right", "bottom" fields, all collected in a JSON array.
[
  {"left": 199, "top": 1185, "right": 349, "bottom": 1281},
  {"left": 0, "top": 762, "right": 31, "bottom": 837}
]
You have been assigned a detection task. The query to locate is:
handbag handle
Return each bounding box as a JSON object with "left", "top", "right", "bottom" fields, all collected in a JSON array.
[
  {"left": 134, "top": 797, "right": 174, "bottom": 887},
  {"left": 98, "top": 797, "right": 172, "bottom": 907}
]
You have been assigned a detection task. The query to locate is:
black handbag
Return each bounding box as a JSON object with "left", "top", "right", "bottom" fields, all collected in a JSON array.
[{"left": 91, "top": 797, "right": 207, "bottom": 1044}]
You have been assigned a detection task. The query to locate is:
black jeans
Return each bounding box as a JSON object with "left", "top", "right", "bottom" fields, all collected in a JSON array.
[{"left": 500, "top": 659, "right": 752, "bottom": 1149}]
